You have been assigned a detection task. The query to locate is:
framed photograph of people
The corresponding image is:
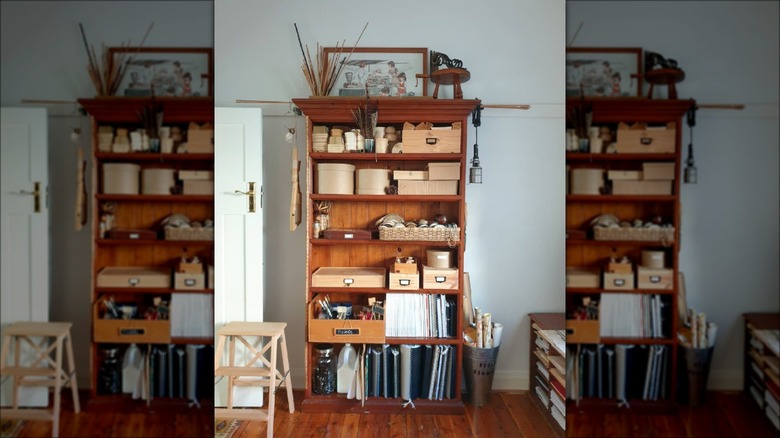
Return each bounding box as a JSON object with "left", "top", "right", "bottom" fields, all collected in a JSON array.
[
  {"left": 323, "top": 47, "right": 428, "bottom": 97},
  {"left": 109, "top": 47, "right": 213, "bottom": 97},
  {"left": 566, "top": 48, "right": 643, "bottom": 98}
]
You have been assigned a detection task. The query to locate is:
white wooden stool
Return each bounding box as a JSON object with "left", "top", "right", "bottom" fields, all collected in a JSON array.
[
  {"left": 214, "top": 321, "right": 294, "bottom": 438},
  {"left": 0, "top": 322, "right": 81, "bottom": 438}
]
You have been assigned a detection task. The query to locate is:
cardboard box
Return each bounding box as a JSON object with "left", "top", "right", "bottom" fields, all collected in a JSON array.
[
  {"left": 388, "top": 272, "right": 420, "bottom": 290},
  {"left": 566, "top": 320, "right": 600, "bottom": 344},
  {"left": 317, "top": 163, "right": 355, "bottom": 195},
  {"left": 402, "top": 128, "right": 460, "bottom": 154},
  {"left": 607, "top": 170, "right": 643, "bottom": 180},
  {"left": 179, "top": 170, "right": 214, "bottom": 180},
  {"left": 97, "top": 267, "right": 170, "bottom": 288},
  {"left": 183, "top": 179, "right": 214, "bottom": 195},
  {"left": 393, "top": 170, "right": 428, "bottom": 180},
  {"left": 636, "top": 267, "right": 674, "bottom": 289},
  {"left": 422, "top": 265, "right": 458, "bottom": 289},
  {"left": 174, "top": 272, "right": 205, "bottom": 290},
  {"left": 397, "top": 180, "right": 458, "bottom": 195},
  {"left": 566, "top": 267, "right": 600, "bottom": 288},
  {"left": 427, "top": 162, "right": 461, "bottom": 180},
  {"left": 603, "top": 272, "right": 634, "bottom": 290},
  {"left": 308, "top": 294, "right": 384, "bottom": 343},
  {"left": 615, "top": 122, "right": 676, "bottom": 154},
  {"left": 612, "top": 180, "right": 672, "bottom": 195},
  {"left": 642, "top": 162, "right": 676, "bottom": 180},
  {"left": 103, "top": 163, "right": 140, "bottom": 194},
  {"left": 311, "top": 267, "right": 385, "bottom": 288},
  {"left": 187, "top": 123, "right": 214, "bottom": 153}
]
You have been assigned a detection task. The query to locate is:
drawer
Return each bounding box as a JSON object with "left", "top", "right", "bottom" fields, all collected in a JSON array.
[
  {"left": 402, "top": 129, "right": 460, "bottom": 154},
  {"left": 566, "top": 267, "right": 600, "bottom": 288},
  {"left": 174, "top": 272, "right": 206, "bottom": 290},
  {"left": 566, "top": 320, "right": 600, "bottom": 344},
  {"left": 636, "top": 267, "right": 674, "bottom": 289},
  {"left": 308, "top": 295, "right": 384, "bottom": 344},
  {"left": 311, "top": 267, "right": 385, "bottom": 288},
  {"left": 603, "top": 272, "right": 634, "bottom": 290},
  {"left": 388, "top": 272, "right": 420, "bottom": 290},
  {"left": 422, "top": 265, "right": 459, "bottom": 289},
  {"left": 97, "top": 267, "right": 170, "bottom": 288},
  {"left": 94, "top": 319, "right": 170, "bottom": 344},
  {"left": 615, "top": 122, "right": 676, "bottom": 154}
]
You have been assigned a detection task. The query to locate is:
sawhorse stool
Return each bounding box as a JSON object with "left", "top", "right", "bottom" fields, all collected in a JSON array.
[
  {"left": 1, "top": 322, "right": 81, "bottom": 438},
  {"left": 214, "top": 322, "right": 294, "bottom": 438}
]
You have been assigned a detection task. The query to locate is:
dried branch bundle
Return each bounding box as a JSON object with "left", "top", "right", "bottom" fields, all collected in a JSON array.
[
  {"left": 352, "top": 100, "right": 378, "bottom": 139},
  {"left": 294, "top": 22, "right": 368, "bottom": 96},
  {"left": 79, "top": 22, "right": 153, "bottom": 96}
]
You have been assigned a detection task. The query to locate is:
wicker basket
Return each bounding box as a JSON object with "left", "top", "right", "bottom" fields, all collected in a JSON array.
[
  {"left": 164, "top": 227, "right": 214, "bottom": 241},
  {"left": 379, "top": 226, "right": 461, "bottom": 243},
  {"left": 593, "top": 227, "right": 675, "bottom": 243}
]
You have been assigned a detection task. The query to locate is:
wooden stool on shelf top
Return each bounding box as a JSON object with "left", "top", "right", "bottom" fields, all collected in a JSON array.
[
  {"left": 214, "top": 321, "right": 294, "bottom": 438},
  {"left": 0, "top": 321, "right": 81, "bottom": 438}
]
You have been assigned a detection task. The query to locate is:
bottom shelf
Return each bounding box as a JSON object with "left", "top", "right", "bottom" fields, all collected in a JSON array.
[{"left": 302, "top": 395, "right": 464, "bottom": 414}]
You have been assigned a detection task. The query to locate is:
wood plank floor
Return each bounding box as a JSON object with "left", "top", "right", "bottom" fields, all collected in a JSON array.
[{"left": 10, "top": 389, "right": 779, "bottom": 437}]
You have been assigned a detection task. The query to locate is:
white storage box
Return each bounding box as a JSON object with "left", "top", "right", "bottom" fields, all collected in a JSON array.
[
  {"left": 397, "top": 180, "right": 458, "bottom": 195},
  {"left": 317, "top": 163, "right": 355, "bottom": 194},
  {"left": 570, "top": 168, "right": 603, "bottom": 195},
  {"left": 426, "top": 249, "right": 454, "bottom": 269},
  {"left": 103, "top": 163, "right": 140, "bottom": 194},
  {"left": 393, "top": 170, "right": 428, "bottom": 180},
  {"left": 427, "top": 163, "right": 461, "bottom": 180},
  {"left": 356, "top": 169, "right": 391, "bottom": 195},
  {"left": 141, "top": 168, "right": 175, "bottom": 195}
]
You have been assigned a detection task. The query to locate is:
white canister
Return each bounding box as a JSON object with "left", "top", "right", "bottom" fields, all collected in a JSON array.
[
  {"left": 356, "top": 169, "right": 391, "bottom": 195},
  {"left": 161, "top": 137, "right": 174, "bottom": 153},
  {"left": 141, "top": 168, "right": 175, "bottom": 195},
  {"left": 641, "top": 250, "right": 666, "bottom": 269},
  {"left": 569, "top": 168, "right": 604, "bottom": 195},
  {"left": 374, "top": 126, "right": 386, "bottom": 139},
  {"left": 317, "top": 163, "right": 355, "bottom": 194},
  {"left": 375, "top": 138, "right": 389, "bottom": 154},
  {"left": 426, "top": 249, "right": 454, "bottom": 268}
]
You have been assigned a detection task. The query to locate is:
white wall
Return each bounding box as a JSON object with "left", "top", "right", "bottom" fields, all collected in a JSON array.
[
  {"left": 215, "top": 0, "right": 566, "bottom": 389},
  {"left": 567, "top": 1, "right": 780, "bottom": 389},
  {"left": 0, "top": 1, "right": 214, "bottom": 388}
]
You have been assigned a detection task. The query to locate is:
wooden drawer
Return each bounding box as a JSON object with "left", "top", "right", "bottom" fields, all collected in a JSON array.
[
  {"left": 307, "top": 295, "right": 384, "bottom": 344},
  {"left": 604, "top": 272, "right": 634, "bottom": 290},
  {"left": 615, "top": 122, "right": 676, "bottom": 154},
  {"left": 94, "top": 319, "right": 170, "bottom": 343},
  {"left": 174, "top": 272, "right": 205, "bottom": 290},
  {"left": 388, "top": 272, "right": 420, "bottom": 290},
  {"left": 311, "top": 267, "right": 385, "bottom": 288},
  {"left": 422, "top": 266, "right": 459, "bottom": 289},
  {"left": 566, "top": 267, "right": 600, "bottom": 288},
  {"left": 97, "top": 267, "right": 170, "bottom": 288},
  {"left": 402, "top": 129, "right": 460, "bottom": 154},
  {"left": 636, "top": 267, "right": 674, "bottom": 289},
  {"left": 566, "top": 320, "right": 599, "bottom": 344}
]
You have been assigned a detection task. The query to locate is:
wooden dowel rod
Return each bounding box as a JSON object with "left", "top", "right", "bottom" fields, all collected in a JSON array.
[
  {"left": 21, "top": 99, "right": 78, "bottom": 105},
  {"left": 482, "top": 104, "right": 531, "bottom": 110},
  {"left": 696, "top": 104, "right": 745, "bottom": 110},
  {"left": 236, "top": 99, "right": 290, "bottom": 104}
]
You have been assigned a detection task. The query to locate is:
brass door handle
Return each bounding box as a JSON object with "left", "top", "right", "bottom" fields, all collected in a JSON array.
[
  {"left": 19, "top": 182, "right": 41, "bottom": 212},
  {"left": 235, "top": 182, "right": 257, "bottom": 212}
]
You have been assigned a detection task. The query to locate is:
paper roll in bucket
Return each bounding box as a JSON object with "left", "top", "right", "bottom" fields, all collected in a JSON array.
[{"left": 492, "top": 323, "right": 504, "bottom": 347}]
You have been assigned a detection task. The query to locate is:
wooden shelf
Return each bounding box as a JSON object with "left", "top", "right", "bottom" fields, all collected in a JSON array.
[
  {"left": 565, "top": 152, "right": 677, "bottom": 162},
  {"left": 311, "top": 152, "right": 462, "bottom": 162},
  {"left": 566, "top": 287, "right": 675, "bottom": 295},
  {"left": 96, "top": 152, "right": 213, "bottom": 162},
  {"left": 310, "top": 287, "right": 460, "bottom": 295},
  {"left": 96, "top": 194, "right": 213, "bottom": 202},
  {"left": 566, "top": 238, "right": 676, "bottom": 247},
  {"left": 311, "top": 239, "right": 461, "bottom": 247},
  {"left": 301, "top": 395, "right": 464, "bottom": 415},
  {"left": 567, "top": 195, "right": 676, "bottom": 202},
  {"left": 96, "top": 288, "right": 214, "bottom": 295},
  {"left": 310, "top": 194, "right": 460, "bottom": 202},
  {"left": 97, "top": 239, "right": 213, "bottom": 246},
  {"left": 571, "top": 337, "right": 675, "bottom": 345}
]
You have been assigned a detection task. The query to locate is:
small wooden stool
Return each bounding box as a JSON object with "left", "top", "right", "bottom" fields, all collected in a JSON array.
[
  {"left": 0, "top": 322, "right": 81, "bottom": 438},
  {"left": 214, "top": 322, "right": 294, "bottom": 438}
]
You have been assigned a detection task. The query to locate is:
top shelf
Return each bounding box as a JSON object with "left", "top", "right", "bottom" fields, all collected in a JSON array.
[
  {"left": 96, "top": 152, "right": 213, "bottom": 162},
  {"left": 293, "top": 97, "right": 481, "bottom": 123},
  {"left": 311, "top": 152, "right": 462, "bottom": 162},
  {"left": 566, "top": 152, "right": 677, "bottom": 162},
  {"left": 566, "top": 98, "right": 694, "bottom": 123},
  {"left": 78, "top": 97, "right": 214, "bottom": 123}
]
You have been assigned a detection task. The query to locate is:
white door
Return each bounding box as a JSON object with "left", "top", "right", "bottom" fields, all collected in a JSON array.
[
  {"left": 214, "top": 107, "right": 264, "bottom": 407},
  {"left": 0, "top": 107, "right": 49, "bottom": 407}
]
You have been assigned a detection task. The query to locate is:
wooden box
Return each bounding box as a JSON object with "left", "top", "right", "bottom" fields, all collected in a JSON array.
[
  {"left": 183, "top": 179, "right": 214, "bottom": 195},
  {"left": 566, "top": 267, "right": 600, "bottom": 288},
  {"left": 97, "top": 267, "right": 170, "bottom": 288},
  {"left": 393, "top": 170, "right": 428, "bottom": 180},
  {"left": 615, "top": 122, "right": 676, "bottom": 154},
  {"left": 356, "top": 169, "right": 391, "bottom": 195},
  {"left": 308, "top": 295, "right": 384, "bottom": 343},
  {"left": 174, "top": 272, "right": 205, "bottom": 290},
  {"left": 322, "top": 228, "right": 371, "bottom": 240},
  {"left": 93, "top": 319, "right": 170, "bottom": 344},
  {"left": 642, "top": 162, "right": 676, "bottom": 180},
  {"left": 208, "top": 265, "right": 214, "bottom": 289},
  {"left": 179, "top": 170, "right": 214, "bottom": 180},
  {"left": 426, "top": 249, "right": 454, "bottom": 269},
  {"left": 570, "top": 168, "right": 604, "bottom": 195},
  {"left": 389, "top": 272, "right": 420, "bottom": 290},
  {"left": 612, "top": 180, "right": 672, "bottom": 195},
  {"left": 106, "top": 229, "right": 157, "bottom": 240},
  {"left": 397, "top": 180, "right": 458, "bottom": 195},
  {"left": 311, "top": 267, "right": 385, "bottom": 288},
  {"left": 607, "top": 262, "right": 633, "bottom": 274},
  {"left": 427, "top": 162, "right": 461, "bottom": 180},
  {"left": 636, "top": 267, "right": 674, "bottom": 289},
  {"left": 607, "top": 170, "right": 643, "bottom": 181},
  {"left": 392, "top": 258, "right": 418, "bottom": 274},
  {"left": 566, "top": 320, "right": 600, "bottom": 344},
  {"left": 402, "top": 129, "right": 460, "bottom": 154},
  {"left": 187, "top": 123, "right": 214, "bottom": 153},
  {"left": 141, "top": 168, "right": 175, "bottom": 195},
  {"left": 603, "top": 272, "right": 634, "bottom": 290},
  {"left": 317, "top": 163, "right": 355, "bottom": 195},
  {"left": 422, "top": 265, "right": 459, "bottom": 290}
]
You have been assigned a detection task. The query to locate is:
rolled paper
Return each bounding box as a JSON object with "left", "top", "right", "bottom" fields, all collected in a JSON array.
[{"left": 492, "top": 323, "right": 504, "bottom": 348}]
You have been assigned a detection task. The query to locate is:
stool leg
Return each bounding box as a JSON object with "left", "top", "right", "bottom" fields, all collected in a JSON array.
[
  {"left": 267, "top": 335, "right": 278, "bottom": 438},
  {"left": 279, "top": 331, "right": 295, "bottom": 413},
  {"left": 227, "top": 336, "right": 235, "bottom": 409},
  {"left": 12, "top": 336, "right": 21, "bottom": 409},
  {"left": 65, "top": 332, "right": 80, "bottom": 413},
  {"left": 52, "top": 336, "right": 64, "bottom": 438}
]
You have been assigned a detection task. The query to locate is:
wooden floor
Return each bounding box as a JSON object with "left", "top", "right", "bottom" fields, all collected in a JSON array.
[{"left": 9, "top": 389, "right": 779, "bottom": 437}]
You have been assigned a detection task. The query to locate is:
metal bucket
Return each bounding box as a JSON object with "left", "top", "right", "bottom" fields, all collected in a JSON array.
[
  {"left": 678, "top": 345, "right": 714, "bottom": 406},
  {"left": 463, "top": 345, "right": 500, "bottom": 406}
]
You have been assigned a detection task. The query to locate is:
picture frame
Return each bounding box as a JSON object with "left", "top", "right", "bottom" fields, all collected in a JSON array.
[
  {"left": 108, "top": 47, "right": 213, "bottom": 97},
  {"left": 566, "top": 47, "right": 643, "bottom": 98},
  {"left": 323, "top": 47, "right": 428, "bottom": 97}
]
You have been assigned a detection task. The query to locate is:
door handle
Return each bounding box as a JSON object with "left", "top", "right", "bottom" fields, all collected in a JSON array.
[
  {"left": 19, "top": 182, "right": 41, "bottom": 212},
  {"left": 235, "top": 182, "right": 256, "bottom": 213}
]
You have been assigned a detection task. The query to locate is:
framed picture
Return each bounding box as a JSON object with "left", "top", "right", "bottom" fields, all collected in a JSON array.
[
  {"left": 109, "top": 47, "right": 213, "bottom": 97},
  {"left": 566, "top": 47, "right": 642, "bottom": 98},
  {"left": 323, "top": 47, "right": 428, "bottom": 97}
]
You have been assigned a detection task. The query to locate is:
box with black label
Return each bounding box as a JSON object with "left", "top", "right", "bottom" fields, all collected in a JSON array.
[
  {"left": 636, "top": 266, "right": 673, "bottom": 289},
  {"left": 174, "top": 272, "right": 205, "bottom": 290},
  {"left": 603, "top": 272, "right": 634, "bottom": 290},
  {"left": 422, "top": 265, "right": 459, "bottom": 289}
]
